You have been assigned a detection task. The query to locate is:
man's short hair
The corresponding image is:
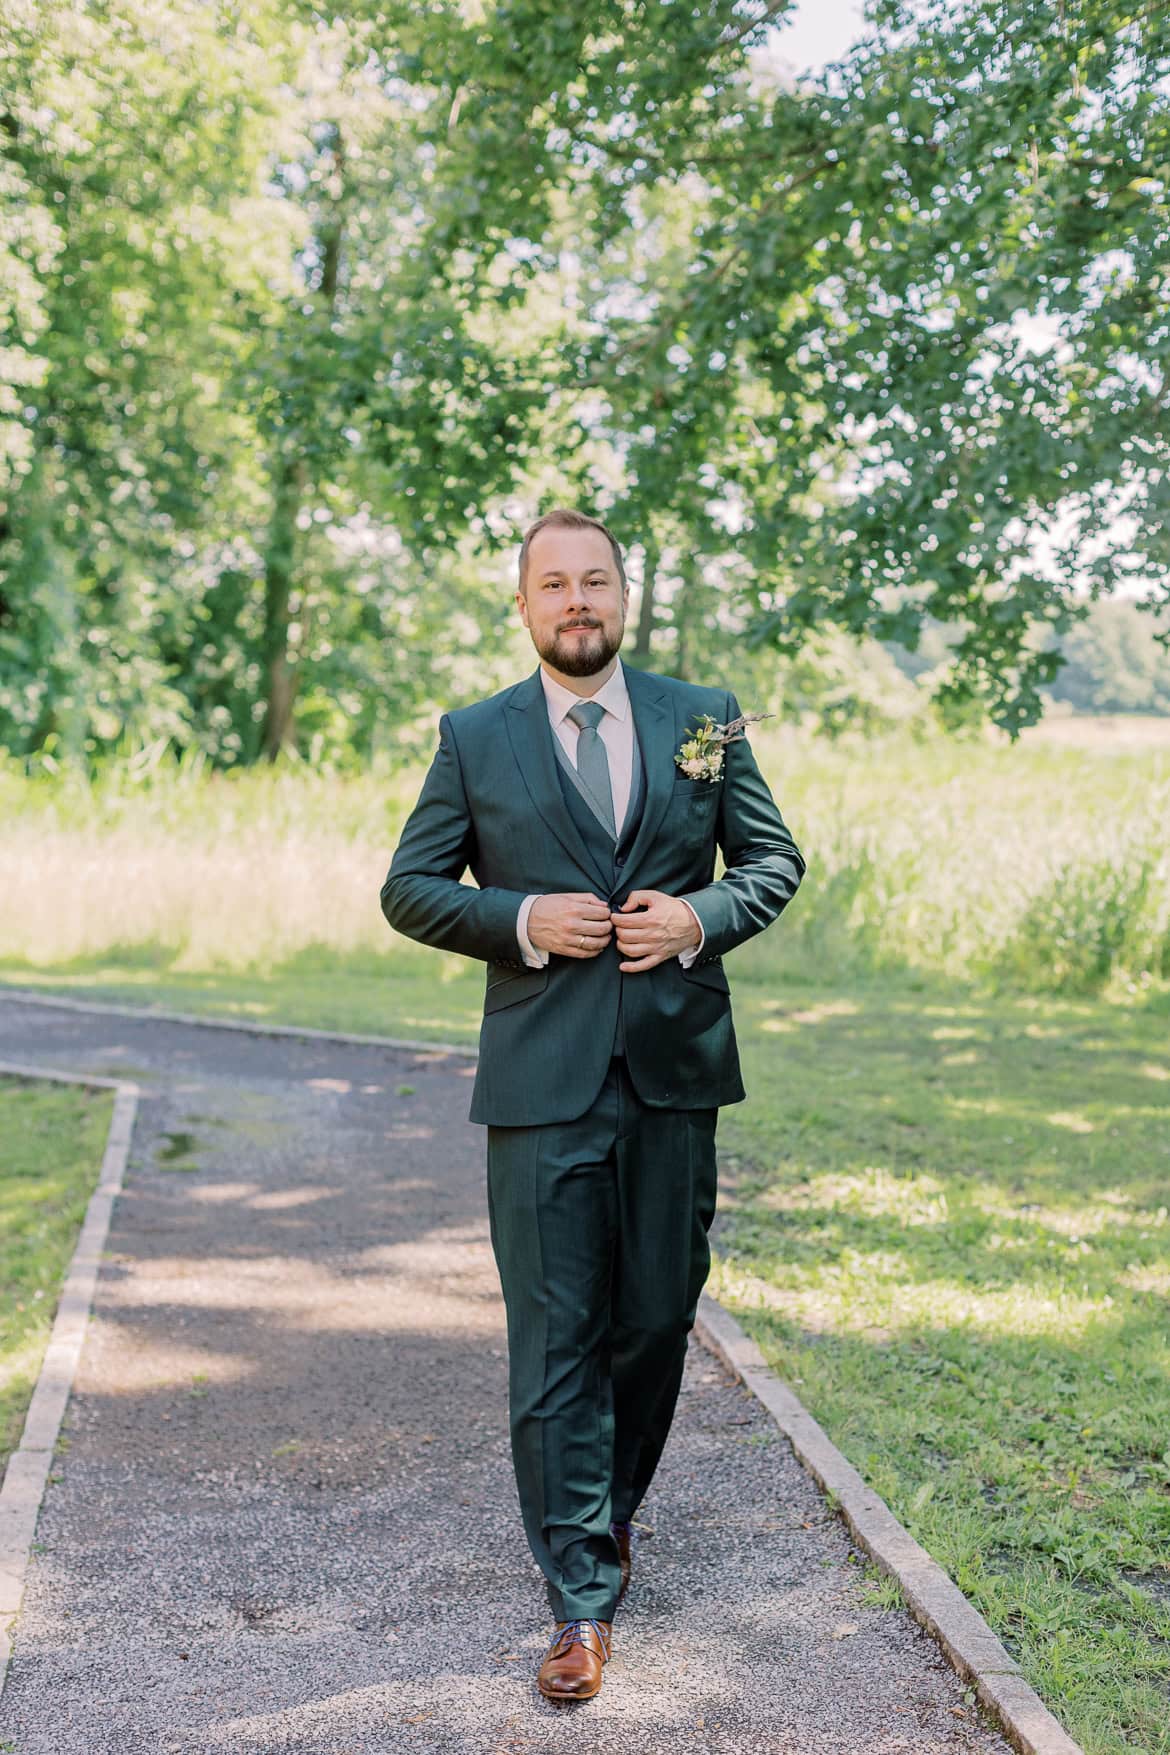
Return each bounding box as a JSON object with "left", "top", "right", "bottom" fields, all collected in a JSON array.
[{"left": 518, "top": 507, "right": 627, "bottom": 596}]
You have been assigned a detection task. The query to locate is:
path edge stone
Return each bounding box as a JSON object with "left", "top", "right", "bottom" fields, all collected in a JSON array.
[
  {"left": 693, "top": 1293, "right": 1084, "bottom": 1755},
  {"left": 0, "top": 985, "right": 478, "bottom": 1059},
  {"left": 0, "top": 1060, "right": 139, "bottom": 1701},
  {"left": 0, "top": 992, "right": 1084, "bottom": 1753}
]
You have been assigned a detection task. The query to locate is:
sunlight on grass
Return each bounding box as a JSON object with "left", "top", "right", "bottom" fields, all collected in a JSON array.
[
  {"left": 748, "top": 1165, "right": 950, "bottom": 1221},
  {"left": 714, "top": 1260, "right": 1119, "bottom": 1339}
]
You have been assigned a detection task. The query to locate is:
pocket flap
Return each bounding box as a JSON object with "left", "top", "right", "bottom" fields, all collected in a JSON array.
[
  {"left": 484, "top": 967, "right": 550, "bottom": 1012},
  {"left": 680, "top": 959, "right": 730, "bottom": 994}
]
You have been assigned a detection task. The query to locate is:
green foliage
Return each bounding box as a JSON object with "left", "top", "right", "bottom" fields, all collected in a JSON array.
[
  {"left": 1, "top": 0, "right": 1166, "bottom": 764},
  {"left": 884, "top": 598, "right": 1170, "bottom": 717},
  {"left": 993, "top": 844, "right": 1170, "bottom": 995}
]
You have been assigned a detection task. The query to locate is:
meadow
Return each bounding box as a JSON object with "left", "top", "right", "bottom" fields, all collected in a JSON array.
[
  {"left": 2, "top": 716, "right": 1169, "bottom": 1754},
  {"left": 3, "top": 715, "right": 1168, "bottom": 999}
]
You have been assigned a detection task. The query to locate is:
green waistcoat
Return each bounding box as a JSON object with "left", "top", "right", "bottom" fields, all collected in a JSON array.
[{"left": 547, "top": 707, "right": 646, "bottom": 1057}]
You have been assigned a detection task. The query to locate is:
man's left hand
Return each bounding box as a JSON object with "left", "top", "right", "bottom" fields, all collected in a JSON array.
[{"left": 611, "top": 890, "right": 701, "bottom": 972}]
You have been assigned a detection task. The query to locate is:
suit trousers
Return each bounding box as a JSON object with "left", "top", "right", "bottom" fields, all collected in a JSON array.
[{"left": 485, "top": 1049, "right": 718, "bottom": 1621}]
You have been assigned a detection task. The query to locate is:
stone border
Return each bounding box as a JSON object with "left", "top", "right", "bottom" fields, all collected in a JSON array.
[
  {"left": 0, "top": 992, "right": 1083, "bottom": 1751},
  {"left": 693, "top": 1295, "right": 1083, "bottom": 1755},
  {"left": 0, "top": 1059, "right": 139, "bottom": 1700}
]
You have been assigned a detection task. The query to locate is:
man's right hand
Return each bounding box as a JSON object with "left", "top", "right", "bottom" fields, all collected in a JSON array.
[{"left": 527, "top": 892, "right": 614, "bottom": 958}]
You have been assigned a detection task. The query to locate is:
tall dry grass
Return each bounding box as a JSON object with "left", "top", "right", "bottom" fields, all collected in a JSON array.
[{"left": 2, "top": 722, "right": 1168, "bottom": 996}]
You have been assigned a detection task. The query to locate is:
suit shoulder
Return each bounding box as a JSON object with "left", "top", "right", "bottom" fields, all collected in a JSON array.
[
  {"left": 443, "top": 679, "right": 525, "bottom": 738},
  {"left": 641, "top": 667, "right": 731, "bottom": 717}
]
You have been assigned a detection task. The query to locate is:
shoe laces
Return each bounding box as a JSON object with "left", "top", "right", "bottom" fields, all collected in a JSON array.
[{"left": 545, "top": 1617, "right": 611, "bottom": 1661}]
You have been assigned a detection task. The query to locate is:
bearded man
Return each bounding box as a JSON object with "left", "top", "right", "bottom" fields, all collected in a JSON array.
[{"left": 380, "top": 507, "right": 805, "bottom": 1702}]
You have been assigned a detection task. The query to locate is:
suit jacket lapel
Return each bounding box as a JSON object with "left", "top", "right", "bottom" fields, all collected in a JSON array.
[
  {"left": 617, "top": 662, "right": 675, "bottom": 890},
  {"left": 504, "top": 666, "right": 614, "bottom": 893},
  {"left": 617, "top": 718, "right": 643, "bottom": 844},
  {"left": 504, "top": 659, "right": 677, "bottom": 898}
]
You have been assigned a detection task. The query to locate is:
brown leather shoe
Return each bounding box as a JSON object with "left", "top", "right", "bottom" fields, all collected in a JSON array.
[
  {"left": 612, "top": 1520, "right": 632, "bottom": 1600},
  {"left": 536, "top": 1617, "right": 612, "bottom": 1701}
]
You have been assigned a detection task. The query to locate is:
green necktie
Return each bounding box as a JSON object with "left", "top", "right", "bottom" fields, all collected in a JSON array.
[{"left": 566, "top": 700, "right": 616, "bottom": 838}]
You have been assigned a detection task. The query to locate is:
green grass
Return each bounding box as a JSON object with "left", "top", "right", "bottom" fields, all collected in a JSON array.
[
  {"left": 0, "top": 946, "right": 486, "bottom": 1044},
  {"left": 0, "top": 1077, "right": 114, "bottom": 1477}
]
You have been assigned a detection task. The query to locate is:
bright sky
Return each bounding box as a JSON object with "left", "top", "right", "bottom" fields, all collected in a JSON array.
[{"left": 765, "top": 0, "right": 871, "bottom": 79}]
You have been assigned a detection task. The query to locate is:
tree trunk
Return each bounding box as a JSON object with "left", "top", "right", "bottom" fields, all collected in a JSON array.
[
  {"left": 674, "top": 560, "right": 699, "bottom": 681},
  {"left": 632, "top": 532, "right": 659, "bottom": 660},
  {"left": 258, "top": 124, "right": 345, "bottom": 764},
  {"left": 675, "top": 589, "right": 689, "bottom": 680},
  {"left": 260, "top": 454, "right": 305, "bottom": 762}
]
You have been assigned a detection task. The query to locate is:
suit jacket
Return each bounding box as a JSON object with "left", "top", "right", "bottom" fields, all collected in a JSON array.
[{"left": 379, "top": 660, "right": 806, "bottom": 1126}]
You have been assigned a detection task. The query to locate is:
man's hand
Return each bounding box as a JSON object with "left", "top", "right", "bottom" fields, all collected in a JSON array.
[
  {"left": 528, "top": 892, "right": 614, "bottom": 958},
  {"left": 611, "top": 890, "right": 702, "bottom": 972}
]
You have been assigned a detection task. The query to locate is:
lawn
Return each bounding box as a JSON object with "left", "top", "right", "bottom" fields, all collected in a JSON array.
[{"left": 0, "top": 1077, "right": 114, "bottom": 1478}]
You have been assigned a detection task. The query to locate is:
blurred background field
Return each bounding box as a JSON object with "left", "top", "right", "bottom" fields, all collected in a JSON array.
[{"left": 3, "top": 711, "right": 1168, "bottom": 1011}]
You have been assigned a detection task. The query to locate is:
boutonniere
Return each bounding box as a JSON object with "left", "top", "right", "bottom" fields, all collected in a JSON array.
[{"left": 674, "top": 709, "right": 773, "bottom": 781}]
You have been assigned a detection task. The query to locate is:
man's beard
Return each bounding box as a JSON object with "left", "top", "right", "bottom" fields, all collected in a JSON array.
[{"left": 536, "top": 618, "right": 624, "bottom": 677}]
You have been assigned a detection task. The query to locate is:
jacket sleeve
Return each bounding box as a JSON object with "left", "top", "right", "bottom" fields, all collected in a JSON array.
[
  {"left": 379, "top": 713, "right": 532, "bottom": 965},
  {"left": 678, "top": 691, "right": 806, "bottom": 963}
]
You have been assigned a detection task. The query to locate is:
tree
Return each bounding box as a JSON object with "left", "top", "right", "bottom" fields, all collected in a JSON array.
[
  {"left": 0, "top": 0, "right": 297, "bottom": 758},
  {"left": 4, "top": 0, "right": 1165, "bottom": 763}
]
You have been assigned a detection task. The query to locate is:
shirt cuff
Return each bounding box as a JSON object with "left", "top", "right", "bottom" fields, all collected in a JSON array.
[
  {"left": 517, "top": 893, "right": 549, "bottom": 967},
  {"left": 677, "top": 897, "right": 704, "bottom": 968}
]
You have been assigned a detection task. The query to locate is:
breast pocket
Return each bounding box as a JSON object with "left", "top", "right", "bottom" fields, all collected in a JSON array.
[
  {"left": 672, "top": 776, "right": 721, "bottom": 802},
  {"left": 670, "top": 777, "right": 721, "bottom": 840}
]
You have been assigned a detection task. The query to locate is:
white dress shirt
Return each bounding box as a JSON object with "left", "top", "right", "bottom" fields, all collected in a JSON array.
[{"left": 516, "top": 658, "right": 705, "bottom": 968}]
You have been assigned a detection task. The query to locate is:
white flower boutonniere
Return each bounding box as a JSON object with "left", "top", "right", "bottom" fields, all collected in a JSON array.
[{"left": 674, "top": 709, "right": 773, "bottom": 781}]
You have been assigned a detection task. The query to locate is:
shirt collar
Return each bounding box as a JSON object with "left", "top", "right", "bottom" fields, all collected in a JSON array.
[{"left": 538, "top": 655, "right": 630, "bottom": 726}]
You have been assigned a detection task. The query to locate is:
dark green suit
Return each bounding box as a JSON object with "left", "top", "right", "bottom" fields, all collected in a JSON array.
[{"left": 380, "top": 658, "right": 805, "bottom": 1619}]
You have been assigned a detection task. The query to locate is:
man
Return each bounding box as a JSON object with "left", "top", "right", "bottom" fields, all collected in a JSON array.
[{"left": 380, "top": 507, "right": 805, "bottom": 1703}]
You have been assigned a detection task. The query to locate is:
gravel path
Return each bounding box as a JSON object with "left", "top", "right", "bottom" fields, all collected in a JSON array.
[{"left": 0, "top": 997, "right": 1013, "bottom": 1754}]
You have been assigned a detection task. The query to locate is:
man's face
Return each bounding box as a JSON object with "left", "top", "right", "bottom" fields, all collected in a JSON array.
[{"left": 517, "top": 527, "right": 630, "bottom": 678}]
